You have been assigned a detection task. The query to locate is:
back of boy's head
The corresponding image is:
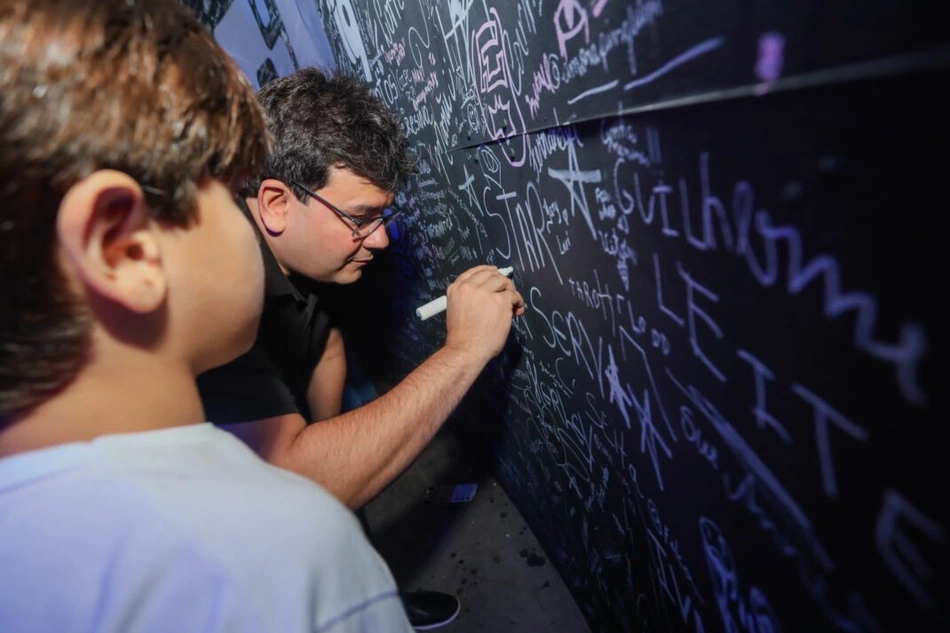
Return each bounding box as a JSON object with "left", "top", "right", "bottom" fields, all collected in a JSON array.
[{"left": 0, "top": 0, "right": 270, "bottom": 418}]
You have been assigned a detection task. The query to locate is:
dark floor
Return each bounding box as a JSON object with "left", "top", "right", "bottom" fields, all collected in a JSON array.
[{"left": 364, "top": 426, "right": 590, "bottom": 633}]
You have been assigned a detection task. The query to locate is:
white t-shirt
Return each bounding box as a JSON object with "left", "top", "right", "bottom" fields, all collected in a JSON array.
[{"left": 0, "top": 423, "right": 411, "bottom": 633}]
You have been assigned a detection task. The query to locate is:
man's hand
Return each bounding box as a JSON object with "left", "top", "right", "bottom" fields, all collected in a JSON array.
[{"left": 443, "top": 265, "right": 525, "bottom": 364}]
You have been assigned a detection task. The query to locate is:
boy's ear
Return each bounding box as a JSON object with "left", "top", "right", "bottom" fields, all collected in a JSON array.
[
  {"left": 56, "top": 170, "right": 167, "bottom": 313},
  {"left": 257, "top": 179, "right": 292, "bottom": 235}
]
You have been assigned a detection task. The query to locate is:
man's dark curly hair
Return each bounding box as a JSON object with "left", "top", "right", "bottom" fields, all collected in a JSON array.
[{"left": 245, "top": 67, "right": 416, "bottom": 199}]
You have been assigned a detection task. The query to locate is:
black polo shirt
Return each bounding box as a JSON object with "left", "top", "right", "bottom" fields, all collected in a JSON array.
[{"left": 196, "top": 199, "right": 333, "bottom": 423}]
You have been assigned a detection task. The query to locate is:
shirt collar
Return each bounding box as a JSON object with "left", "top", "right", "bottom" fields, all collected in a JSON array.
[{"left": 238, "top": 198, "right": 308, "bottom": 303}]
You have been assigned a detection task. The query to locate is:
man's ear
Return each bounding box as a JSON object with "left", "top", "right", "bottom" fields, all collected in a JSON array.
[
  {"left": 56, "top": 170, "right": 166, "bottom": 313},
  {"left": 257, "top": 179, "right": 293, "bottom": 235}
]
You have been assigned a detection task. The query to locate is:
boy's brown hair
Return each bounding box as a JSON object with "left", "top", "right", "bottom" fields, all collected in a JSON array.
[{"left": 0, "top": 0, "right": 271, "bottom": 417}]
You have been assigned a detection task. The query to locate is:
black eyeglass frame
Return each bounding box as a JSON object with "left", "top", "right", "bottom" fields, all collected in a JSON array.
[{"left": 291, "top": 180, "right": 402, "bottom": 239}]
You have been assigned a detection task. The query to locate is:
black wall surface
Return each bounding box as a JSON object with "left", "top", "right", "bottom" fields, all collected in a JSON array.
[{"left": 226, "top": 1, "right": 950, "bottom": 632}]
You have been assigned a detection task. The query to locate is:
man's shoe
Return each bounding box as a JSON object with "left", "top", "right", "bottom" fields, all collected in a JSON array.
[{"left": 401, "top": 590, "right": 461, "bottom": 630}]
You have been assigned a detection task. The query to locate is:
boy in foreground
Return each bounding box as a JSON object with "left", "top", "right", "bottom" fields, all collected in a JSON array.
[{"left": 0, "top": 1, "right": 411, "bottom": 631}]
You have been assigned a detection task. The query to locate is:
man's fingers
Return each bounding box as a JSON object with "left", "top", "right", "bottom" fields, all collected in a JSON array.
[
  {"left": 490, "top": 275, "right": 514, "bottom": 292},
  {"left": 466, "top": 267, "right": 517, "bottom": 289},
  {"left": 453, "top": 265, "right": 499, "bottom": 286},
  {"left": 449, "top": 266, "right": 525, "bottom": 315},
  {"left": 509, "top": 288, "right": 526, "bottom": 315},
  {"left": 473, "top": 271, "right": 524, "bottom": 308}
]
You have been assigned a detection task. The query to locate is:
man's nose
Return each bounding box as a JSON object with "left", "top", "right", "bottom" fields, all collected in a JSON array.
[{"left": 362, "top": 224, "right": 390, "bottom": 250}]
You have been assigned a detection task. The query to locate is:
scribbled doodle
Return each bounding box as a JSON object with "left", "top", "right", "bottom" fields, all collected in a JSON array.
[
  {"left": 471, "top": 8, "right": 528, "bottom": 167},
  {"left": 554, "top": 0, "right": 590, "bottom": 59},
  {"left": 183, "top": 0, "right": 235, "bottom": 28}
]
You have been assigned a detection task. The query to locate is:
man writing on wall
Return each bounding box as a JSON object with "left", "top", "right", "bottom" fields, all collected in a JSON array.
[{"left": 197, "top": 67, "right": 525, "bottom": 630}]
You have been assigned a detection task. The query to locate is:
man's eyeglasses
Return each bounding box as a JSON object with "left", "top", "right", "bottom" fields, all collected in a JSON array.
[{"left": 291, "top": 180, "right": 401, "bottom": 239}]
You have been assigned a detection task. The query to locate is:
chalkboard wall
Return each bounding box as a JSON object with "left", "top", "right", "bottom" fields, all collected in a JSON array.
[{"left": 198, "top": 1, "right": 950, "bottom": 631}]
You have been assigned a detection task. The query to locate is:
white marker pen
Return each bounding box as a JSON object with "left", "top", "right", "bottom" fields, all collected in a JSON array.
[{"left": 415, "top": 266, "right": 515, "bottom": 320}]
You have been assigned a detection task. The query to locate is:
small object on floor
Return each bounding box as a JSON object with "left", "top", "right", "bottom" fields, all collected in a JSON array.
[
  {"left": 424, "top": 483, "right": 478, "bottom": 504},
  {"left": 401, "top": 590, "right": 461, "bottom": 630}
]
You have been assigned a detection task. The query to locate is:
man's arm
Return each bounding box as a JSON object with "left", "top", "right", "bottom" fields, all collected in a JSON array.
[
  {"left": 226, "top": 266, "right": 524, "bottom": 509},
  {"left": 307, "top": 327, "right": 346, "bottom": 421}
]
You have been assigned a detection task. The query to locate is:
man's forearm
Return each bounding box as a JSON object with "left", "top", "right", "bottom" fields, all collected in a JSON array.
[{"left": 283, "top": 344, "right": 487, "bottom": 508}]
